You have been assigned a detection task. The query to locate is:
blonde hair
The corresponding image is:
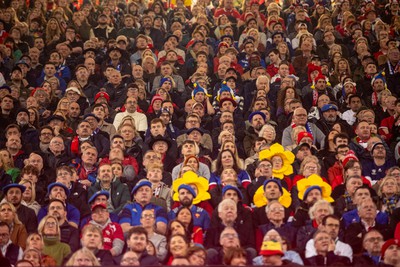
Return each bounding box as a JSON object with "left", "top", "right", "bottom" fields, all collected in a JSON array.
[
  {"left": 65, "top": 248, "right": 101, "bottom": 266},
  {"left": 299, "top": 156, "right": 321, "bottom": 175},
  {"left": 378, "top": 176, "right": 399, "bottom": 197},
  {"left": 291, "top": 126, "right": 307, "bottom": 143},
  {"left": 38, "top": 215, "right": 60, "bottom": 238},
  {"left": 0, "top": 202, "right": 22, "bottom": 224},
  {"left": 19, "top": 179, "right": 36, "bottom": 204}
]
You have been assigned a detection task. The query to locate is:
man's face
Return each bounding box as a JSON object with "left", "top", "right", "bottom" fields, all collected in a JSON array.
[
  {"left": 384, "top": 245, "right": 400, "bottom": 264},
  {"left": 350, "top": 97, "right": 361, "bottom": 111},
  {"left": 111, "top": 137, "right": 125, "bottom": 150},
  {"left": 147, "top": 168, "right": 162, "bottom": 182},
  {"left": 363, "top": 232, "right": 384, "bottom": 255},
  {"left": 223, "top": 189, "right": 239, "bottom": 204},
  {"left": 77, "top": 122, "right": 92, "bottom": 137},
  {"left": 257, "top": 77, "right": 269, "bottom": 90},
  {"left": 314, "top": 232, "right": 331, "bottom": 254},
  {"left": 81, "top": 148, "right": 98, "bottom": 165},
  {"left": 293, "top": 108, "right": 308, "bottom": 125},
  {"left": 134, "top": 186, "right": 152, "bottom": 204},
  {"left": 187, "top": 130, "right": 202, "bottom": 143},
  {"left": 49, "top": 137, "right": 64, "bottom": 153},
  {"left": 313, "top": 204, "right": 331, "bottom": 223},
  {"left": 1, "top": 97, "right": 13, "bottom": 110},
  {"left": 92, "top": 206, "right": 110, "bottom": 225},
  {"left": 251, "top": 114, "right": 265, "bottom": 131},
  {"left": 264, "top": 182, "right": 282, "bottom": 201},
  {"left": 16, "top": 112, "right": 29, "bottom": 125},
  {"left": 218, "top": 203, "right": 237, "bottom": 224},
  {"left": 6, "top": 135, "right": 22, "bottom": 151},
  {"left": 219, "top": 228, "right": 239, "bottom": 249},
  {"left": 68, "top": 103, "right": 81, "bottom": 118},
  {"left": 152, "top": 141, "right": 168, "bottom": 154},
  {"left": 322, "top": 217, "right": 340, "bottom": 239},
  {"left": 150, "top": 122, "right": 165, "bottom": 137},
  {"left": 322, "top": 109, "right": 337, "bottom": 123},
  {"left": 40, "top": 128, "right": 54, "bottom": 144},
  {"left": 256, "top": 161, "right": 272, "bottom": 178},
  {"left": 324, "top": 31, "right": 335, "bottom": 44},
  {"left": 44, "top": 64, "right": 56, "bottom": 76},
  {"left": 315, "top": 79, "right": 327, "bottom": 91},
  {"left": 125, "top": 98, "right": 137, "bottom": 113},
  {"left": 82, "top": 231, "right": 102, "bottom": 250},
  {"left": 6, "top": 188, "right": 22, "bottom": 206},
  {"left": 0, "top": 225, "right": 10, "bottom": 246},
  {"left": 305, "top": 188, "right": 322, "bottom": 204},
  {"left": 132, "top": 65, "right": 143, "bottom": 78},
  {"left": 48, "top": 201, "right": 66, "bottom": 221},
  {"left": 373, "top": 79, "right": 385, "bottom": 92},
  {"left": 353, "top": 188, "right": 371, "bottom": 205},
  {"left": 372, "top": 143, "right": 386, "bottom": 159},
  {"left": 50, "top": 186, "right": 66, "bottom": 201},
  {"left": 98, "top": 165, "right": 113, "bottom": 184},
  {"left": 356, "top": 122, "right": 370, "bottom": 139},
  {"left": 109, "top": 71, "right": 122, "bottom": 85},
  {"left": 128, "top": 233, "right": 147, "bottom": 253},
  {"left": 178, "top": 189, "right": 193, "bottom": 207},
  {"left": 181, "top": 143, "right": 195, "bottom": 156}
]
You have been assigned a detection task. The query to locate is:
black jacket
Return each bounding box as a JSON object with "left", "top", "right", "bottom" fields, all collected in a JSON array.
[{"left": 305, "top": 251, "right": 351, "bottom": 266}]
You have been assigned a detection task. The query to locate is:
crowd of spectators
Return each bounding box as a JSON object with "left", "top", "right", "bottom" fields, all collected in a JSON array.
[{"left": 0, "top": 0, "right": 400, "bottom": 266}]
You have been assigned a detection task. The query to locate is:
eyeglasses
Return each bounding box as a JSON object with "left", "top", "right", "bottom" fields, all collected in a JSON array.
[
  {"left": 269, "top": 207, "right": 284, "bottom": 212},
  {"left": 141, "top": 214, "right": 155, "bottom": 219},
  {"left": 259, "top": 164, "right": 272, "bottom": 169},
  {"left": 365, "top": 237, "right": 383, "bottom": 243},
  {"left": 41, "top": 132, "right": 53, "bottom": 136},
  {"left": 0, "top": 233, "right": 9, "bottom": 238},
  {"left": 145, "top": 155, "right": 160, "bottom": 160},
  {"left": 222, "top": 233, "right": 238, "bottom": 239},
  {"left": 45, "top": 221, "right": 56, "bottom": 227},
  {"left": 121, "top": 257, "right": 139, "bottom": 264}
]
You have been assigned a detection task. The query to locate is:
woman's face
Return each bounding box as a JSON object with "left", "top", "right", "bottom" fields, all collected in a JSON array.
[
  {"left": 303, "top": 161, "right": 319, "bottom": 177},
  {"left": 221, "top": 151, "right": 234, "bottom": 168},
  {"left": 285, "top": 88, "right": 295, "bottom": 99},
  {"left": 43, "top": 218, "right": 58, "bottom": 236},
  {"left": 48, "top": 19, "right": 58, "bottom": 30},
  {"left": 28, "top": 234, "right": 44, "bottom": 250},
  {"left": 262, "top": 128, "right": 275, "bottom": 143},
  {"left": 382, "top": 179, "right": 397, "bottom": 195},
  {"left": 22, "top": 182, "right": 32, "bottom": 201},
  {"left": 271, "top": 155, "right": 283, "bottom": 170},
  {"left": 278, "top": 43, "right": 288, "bottom": 54},
  {"left": 72, "top": 252, "right": 94, "bottom": 266},
  {"left": 42, "top": 83, "right": 52, "bottom": 95},
  {"left": 189, "top": 250, "right": 206, "bottom": 265},
  {"left": 223, "top": 142, "right": 236, "bottom": 154},
  {"left": 169, "top": 235, "right": 188, "bottom": 257},
  {"left": 176, "top": 208, "right": 192, "bottom": 225},
  {"left": 170, "top": 221, "right": 185, "bottom": 236},
  {"left": 24, "top": 250, "right": 41, "bottom": 266},
  {"left": 220, "top": 15, "right": 228, "bottom": 25},
  {"left": 28, "top": 109, "right": 36, "bottom": 123},
  {"left": 186, "top": 158, "right": 199, "bottom": 170},
  {"left": 0, "top": 150, "right": 11, "bottom": 165},
  {"left": 0, "top": 204, "right": 14, "bottom": 222},
  {"left": 120, "top": 126, "right": 134, "bottom": 141}
]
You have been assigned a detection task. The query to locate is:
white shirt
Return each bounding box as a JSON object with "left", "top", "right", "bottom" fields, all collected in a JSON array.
[
  {"left": 113, "top": 111, "right": 148, "bottom": 132},
  {"left": 342, "top": 110, "right": 357, "bottom": 125},
  {"left": 305, "top": 238, "right": 353, "bottom": 261},
  {"left": 0, "top": 239, "right": 23, "bottom": 261}
]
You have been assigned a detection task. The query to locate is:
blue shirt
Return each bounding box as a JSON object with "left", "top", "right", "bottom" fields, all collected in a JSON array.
[
  {"left": 119, "top": 202, "right": 168, "bottom": 226},
  {"left": 38, "top": 203, "right": 80, "bottom": 226},
  {"left": 342, "top": 209, "right": 388, "bottom": 229},
  {"left": 209, "top": 170, "right": 251, "bottom": 188},
  {"left": 169, "top": 205, "right": 211, "bottom": 230}
]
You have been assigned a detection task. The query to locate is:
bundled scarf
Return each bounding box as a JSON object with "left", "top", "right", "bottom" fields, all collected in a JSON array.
[{"left": 382, "top": 194, "right": 400, "bottom": 214}]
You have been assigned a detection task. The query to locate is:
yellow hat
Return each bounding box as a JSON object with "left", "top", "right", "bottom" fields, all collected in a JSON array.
[
  {"left": 260, "top": 241, "right": 284, "bottom": 256},
  {"left": 253, "top": 184, "right": 292, "bottom": 208},
  {"left": 297, "top": 174, "right": 334, "bottom": 202},
  {"left": 259, "top": 143, "right": 295, "bottom": 179},
  {"left": 172, "top": 171, "right": 211, "bottom": 204}
]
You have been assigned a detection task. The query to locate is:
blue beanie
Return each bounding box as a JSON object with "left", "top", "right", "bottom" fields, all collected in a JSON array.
[
  {"left": 303, "top": 186, "right": 322, "bottom": 200},
  {"left": 263, "top": 179, "right": 283, "bottom": 194},
  {"left": 160, "top": 77, "right": 173, "bottom": 87},
  {"left": 222, "top": 185, "right": 243, "bottom": 200},
  {"left": 131, "top": 180, "right": 152, "bottom": 195},
  {"left": 178, "top": 184, "right": 197, "bottom": 198}
]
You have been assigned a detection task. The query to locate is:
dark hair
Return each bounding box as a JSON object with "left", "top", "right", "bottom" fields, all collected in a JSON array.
[
  {"left": 15, "top": 260, "right": 34, "bottom": 267},
  {"left": 0, "top": 221, "right": 10, "bottom": 231},
  {"left": 321, "top": 214, "right": 339, "bottom": 225},
  {"left": 268, "top": 48, "right": 279, "bottom": 55},
  {"left": 335, "top": 144, "right": 349, "bottom": 153},
  {"left": 40, "top": 125, "right": 54, "bottom": 135},
  {"left": 215, "top": 149, "right": 241, "bottom": 176},
  {"left": 20, "top": 165, "right": 39, "bottom": 177},
  {"left": 48, "top": 199, "right": 67, "bottom": 210},
  {"left": 56, "top": 165, "right": 73, "bottom": 176},
  {"left": 166, "top": 219, "right": 190, "bottom": 242},
  {"left": 223, "top": 247, "right": 247, "bottom": 265},
  {"left": 333, "top": 133, "right": 349, "bottom": 145},
  {"left": 175, "top": 206, "right": 194, "bottom": 234},
  {"left": 127, "top": 226, "right": 148, "bottom": 241}
]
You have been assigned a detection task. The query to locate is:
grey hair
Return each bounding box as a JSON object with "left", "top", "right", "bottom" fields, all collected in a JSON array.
[
  {"left": 265, "top": 200, "right": 282, "bottom": 213},
  {"left": 308, "top": 200, "right": 333, "bottom": 220},
  {"left": 218, "top": 198, "right": 237, "bottom": 213}
]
